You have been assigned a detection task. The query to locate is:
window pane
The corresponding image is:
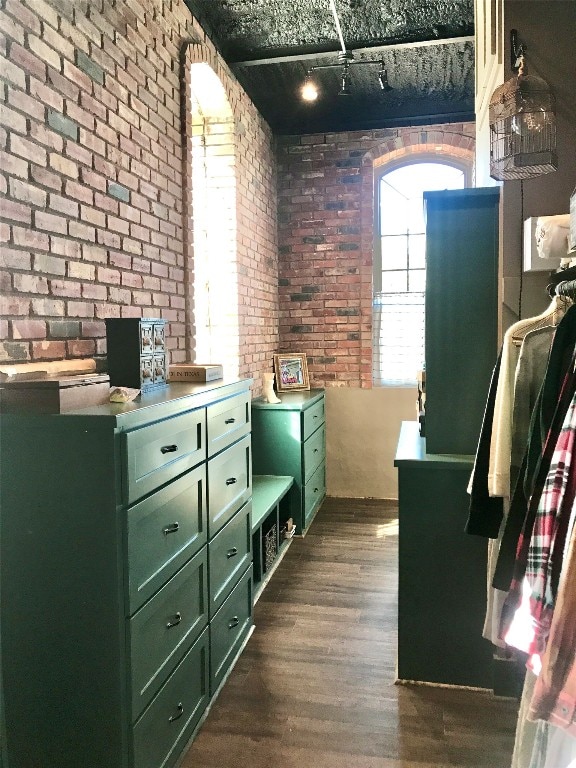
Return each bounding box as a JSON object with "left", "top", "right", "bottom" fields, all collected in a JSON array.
[
  {"left": 408, "top": 269, "right": 426, "bottom": 292},
  {"left": 381, "top": 235, "right": 408, "bottom": 270},
  {"left": 407, "top": 197, "right": 425, "bottom": 234},
  {"left": 380, "top": 181, "right": 408, "bottom": 235},
  {"left": 373, "top": 291, "right": 425, "bottom": 386},
  {"left": 408, "top": 234, "right": 426, "bottom": 269},
  {"left": 380, "top": 270, "right": 407, "bottom": 292}
]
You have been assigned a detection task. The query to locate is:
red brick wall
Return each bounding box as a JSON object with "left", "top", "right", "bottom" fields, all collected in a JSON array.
[
  {"left": 0, "top": 0, "right": 278, "bottom": 391},
  {"left": 276, "top": 125, "right": 475, "bottom": 388}
]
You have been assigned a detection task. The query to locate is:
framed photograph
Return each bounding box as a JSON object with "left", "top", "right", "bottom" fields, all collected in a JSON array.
[{"left": 274, "top": 353, "right": 310, "bottom": 392}]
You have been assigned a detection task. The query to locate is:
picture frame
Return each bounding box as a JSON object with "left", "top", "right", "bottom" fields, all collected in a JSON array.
[{"left": 274, "top": 353, "right": 310, "bottom": 392}]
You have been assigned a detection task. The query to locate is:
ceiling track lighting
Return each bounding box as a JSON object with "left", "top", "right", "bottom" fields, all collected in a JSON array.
[
  {"left": 301, "top": 0, "right": 393, "bottom": 102},
  {"left": 301, "top": 57, "right": 392, "bottom": 101}
]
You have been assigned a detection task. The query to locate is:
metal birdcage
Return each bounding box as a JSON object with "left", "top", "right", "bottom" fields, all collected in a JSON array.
[{"left": 489, "top": 56, "right": 557, "bottom": 181}]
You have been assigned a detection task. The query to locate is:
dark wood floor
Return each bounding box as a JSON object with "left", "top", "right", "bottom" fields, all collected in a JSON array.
[{"left": 181, "top": 497, "right": 519, "bottom": 768}]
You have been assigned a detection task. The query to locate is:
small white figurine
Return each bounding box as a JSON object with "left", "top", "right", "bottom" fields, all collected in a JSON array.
[{"left": 262, "top": 372, "right": 281, "bottom": 403}]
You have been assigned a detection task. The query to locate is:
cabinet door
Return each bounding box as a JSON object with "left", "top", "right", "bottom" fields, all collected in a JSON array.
[
  {"left": 125, "top": 408, "right": 206, "bottom": 504},
  {"left": 304, "top": 462, "right": 325, "bottom": 529},
  {"left": 208, "top": 501, "right": 252, "bottom": 616},
  {"left": 206, "top": 393, "right": 251, "bottom": 457},
  {"left": 397, "top": 463, "right": 492, "bottom": 688},
  {"left": 129, "top": 547, "right": 208, "bottom": 719},
  {"left": 207, "top": 435, "right": 251, "bottom": 537},
  {"left": 303, "top": 398, "right": 325, "bottom": 440},
  {"left": 424, "top": 188, "right": 499, "bottom": 455},
  {"left": 303, "top": 423, "right": 325, "bottom": 482},
  {"left": 132, "top": 628, "right": 209, "bottom": 768},
  {"left": 209, "top": 567, "right": 252, "bottom": 694},
  {"left": 128, "top": 465, "right": 207, "bottom": 612}
]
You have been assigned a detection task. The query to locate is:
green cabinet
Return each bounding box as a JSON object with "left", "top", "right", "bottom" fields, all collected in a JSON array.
[
  {"left": 0, "top": 380, "right": 252, "bottom": 768},
  {"left": 394, "top": 422, "right": 492, "bottom": 688},
  {"left": 424, "top": 187, "right": 499, "bottom": 456},
  {"left": 251, "top": 390, "right": 326, "bottom": 534}
]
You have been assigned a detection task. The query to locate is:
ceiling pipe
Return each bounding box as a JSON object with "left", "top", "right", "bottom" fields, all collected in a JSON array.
[{"left": 329, "top": 0, "right": 347, "bottom": 56}]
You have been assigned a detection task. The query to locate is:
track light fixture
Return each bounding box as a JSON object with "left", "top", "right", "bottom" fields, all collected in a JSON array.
[
  {"left": 300, "top": 55, "right": 392, "bottom": 102},
  {"left": 301, "top": 1, "right": 392, "bottom": 103}
]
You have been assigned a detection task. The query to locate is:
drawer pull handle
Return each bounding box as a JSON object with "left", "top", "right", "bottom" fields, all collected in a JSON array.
[
  {"left": 314, "top": 488, "right": 319, "bottom": 493},
  {"left": 228, "top": 616, "right": 240, "bottom": 629},
  {"left": 160, "top": 444, "right": 178, "bottom": 454},
  {"left": 168, "top": 703, "right": 184, "bottom": 722},
  {"left": 163, "top": 522, "right": 180, "bottom": 535},
  {"left": 225, "top": 477, "right": 237, "bottom": 486},
  {"left": 166, "top": 612, "right": 182, "bottom": 628},
  {"left": 313, "top": 448, "right": 319, "bottom": 453},
  {"left": 224, "top": 417, "right": 236, "bottom": 424},
  {"left": 226, "top": 547, "right": 238, "bottom": 559}
]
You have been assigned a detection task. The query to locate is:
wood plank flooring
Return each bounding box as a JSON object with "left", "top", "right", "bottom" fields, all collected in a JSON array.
[{"left": 181, "top": 497, "right": 519, "bottom": 768}]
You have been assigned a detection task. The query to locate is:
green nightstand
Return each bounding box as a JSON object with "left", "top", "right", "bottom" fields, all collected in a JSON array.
[{"left": 251, "top": 389, "right": 325, "bottom": 534}]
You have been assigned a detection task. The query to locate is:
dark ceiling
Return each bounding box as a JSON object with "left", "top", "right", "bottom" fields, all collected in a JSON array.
[{"left": 184, "top": 0, "right": 476, "bottom": 135}]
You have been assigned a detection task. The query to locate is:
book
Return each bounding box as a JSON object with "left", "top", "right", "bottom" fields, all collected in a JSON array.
[{"left": 168, "top": 364, "right": 223, "bottom": 382}]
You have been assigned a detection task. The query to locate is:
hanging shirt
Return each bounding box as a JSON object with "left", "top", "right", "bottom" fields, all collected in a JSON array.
[
  {"left": 527, "top": 394, "right": 576, "bottom": 654},
  {"left": 466, "top": 352, "right": 504, "bottom": 537},
  {"left": 493, "top": 308, "right": 576, "bottom": 594},
  {"left": 498, "top": 369, "right": 576, "bottom": 648},
  {"left": 529, "top": 477, "right": 576, "bottom": 738},
  {"left": 502, "top": 390, "right": 576, "bottom": 656},
  {"left": 489, "top": 300, "right": 567, "bottom": 499},
  {"left": 511, "top": 327, "right": 556, "bottom": 493}
]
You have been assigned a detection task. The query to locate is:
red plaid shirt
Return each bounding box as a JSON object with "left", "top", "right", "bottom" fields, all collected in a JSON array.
[
  {"left": 527, "top": 392, "right": 576, "bottom": 654},
  {"left": 500, "top": 375, "right": 576, "bottom": 651}
]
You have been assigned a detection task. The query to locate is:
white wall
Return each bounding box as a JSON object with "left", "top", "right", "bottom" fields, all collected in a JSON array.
[{"left": 325, "top": 387, "right": 417, "bottom": 500}]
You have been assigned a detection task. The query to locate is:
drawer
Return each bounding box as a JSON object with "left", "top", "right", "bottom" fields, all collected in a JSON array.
[
  {"left": 209, "top": 500, "right": 252, "bottom": 617},
  {"left": 132, "top": 627, "right": 209, "bottom": 768},
  {"left": 129, "top": 547, "right": 208, "bottom": 720},
  {"left": 303, "top": 422, "right": 325, "bottom": 482},
  {"left": 304, "top": 461, "right": 325, "bottom": 529},
  {"left": 125, "top": 408, "right": 206, "bottom": 505},
  {"left": 128, "top": 465, "right": 207, "bottom": 612},
  {"left": 208, "top": 434, "right": 251, "bottom": 537},
  {"left": 210, "top": 566, "right": 252, "bottom": 694},
  {"left": 302, "top": 397, "right": 325, "bottom": 440},
  {"left": 206, "top": 392, "right": 251, "bottom": 458}
]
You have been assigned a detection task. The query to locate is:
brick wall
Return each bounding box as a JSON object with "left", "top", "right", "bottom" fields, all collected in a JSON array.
[
  {"left": 0, "top": 0, "right": 278, "bottom": 391},
  {"left": 276, "top": 124, "right": 475, "bottom": 388}
]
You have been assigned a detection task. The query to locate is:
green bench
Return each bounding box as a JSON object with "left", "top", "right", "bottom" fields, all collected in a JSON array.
[{"left": 251, "top": 474, "right": 294, "bottom": 603}]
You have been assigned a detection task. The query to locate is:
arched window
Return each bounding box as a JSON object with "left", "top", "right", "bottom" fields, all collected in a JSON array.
[
  {"left": 373, "top": 159, "right": 469, "bottom": 386},
  {"left": 189, "top": 63, "right": 239, "bottom": 375}
]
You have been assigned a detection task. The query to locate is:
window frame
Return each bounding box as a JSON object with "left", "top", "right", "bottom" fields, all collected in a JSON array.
[
  {"left": 372, "top": 155, "right": 472, "bottom": 387},
  {"left": 373, "top": 156, "right": 472, "bottom": 292}
]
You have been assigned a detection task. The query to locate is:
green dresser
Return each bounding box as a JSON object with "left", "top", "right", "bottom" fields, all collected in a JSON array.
[
  {"left": 251, "top": 389, "right": 325, "bottom": 534},
  {"left": 0, "top": 379, "right": 253, "bottom": 768},
  {"left": 394, "top": 422, "right": 492, "bottom": 689}
]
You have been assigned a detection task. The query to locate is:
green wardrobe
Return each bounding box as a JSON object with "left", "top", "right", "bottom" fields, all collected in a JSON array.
[{"left": 424, "top": 187, "right": 500, "bottom": 455}]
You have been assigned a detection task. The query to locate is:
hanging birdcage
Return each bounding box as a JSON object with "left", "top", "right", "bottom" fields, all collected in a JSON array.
[{"left": 489, "top": 56, "right": 557, "bottom": 181}]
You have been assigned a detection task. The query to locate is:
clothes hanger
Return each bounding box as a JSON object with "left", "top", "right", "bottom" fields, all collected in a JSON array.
[
  {"left": 546, "top": 264, "right": 576, "bottom": 298},
  {"left": 555, "top": 278, "right": 576, "bottom": 300}
]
